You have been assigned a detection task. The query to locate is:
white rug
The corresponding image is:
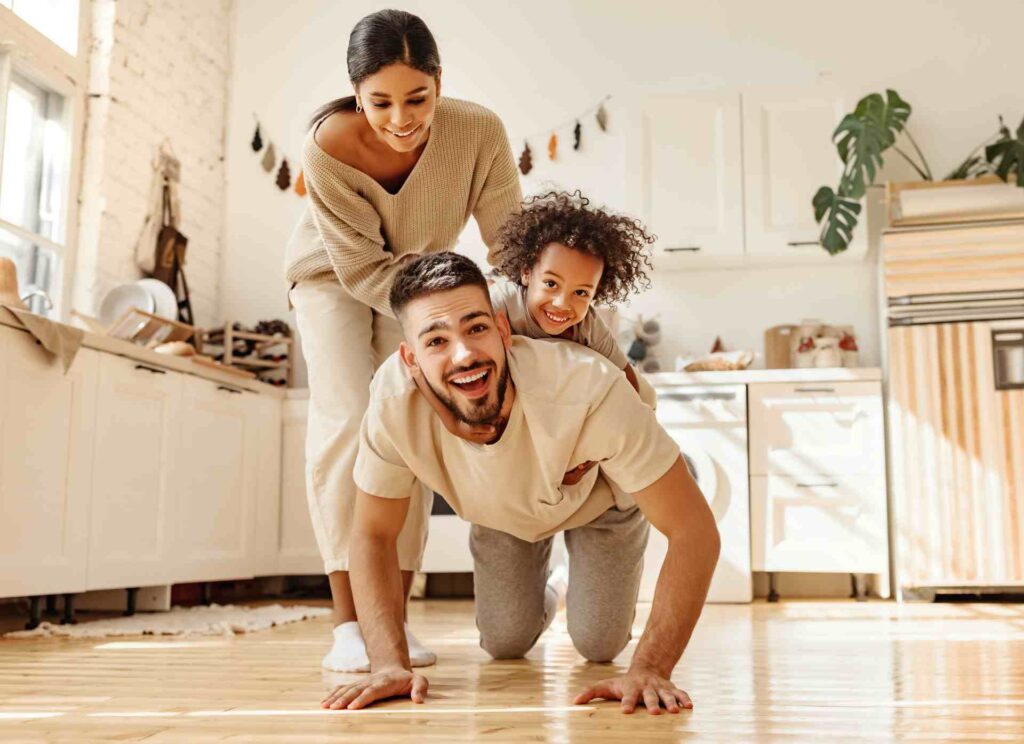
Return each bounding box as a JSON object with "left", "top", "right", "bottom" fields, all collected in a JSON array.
[{"left": 4, "top": 603, "right": 331, "bottom": 639}]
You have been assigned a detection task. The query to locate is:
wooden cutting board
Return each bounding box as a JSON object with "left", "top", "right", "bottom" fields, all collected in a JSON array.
[{"left": 763, "top": 325, "right": 796, "bottom": 368}]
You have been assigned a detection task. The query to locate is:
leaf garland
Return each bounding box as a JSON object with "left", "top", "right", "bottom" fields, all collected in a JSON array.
[{"left": 251, "top": 116, "right": 304, "bottom": 197}]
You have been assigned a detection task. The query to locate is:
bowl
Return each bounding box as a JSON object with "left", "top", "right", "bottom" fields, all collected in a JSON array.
[
  {"left": 135, "top": 278, "right": 178, "bottom": 320},
  {"left": 98, "top": 282, "right": 155, "bottom": 326}
]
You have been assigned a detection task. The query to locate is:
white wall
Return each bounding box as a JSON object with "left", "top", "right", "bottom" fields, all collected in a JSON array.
[
  {"left": 221, "top": 0, "right": 1024, "bottom": 381},
  {"left": 75, "top": 0, "right": 234, "bottom": 325}
]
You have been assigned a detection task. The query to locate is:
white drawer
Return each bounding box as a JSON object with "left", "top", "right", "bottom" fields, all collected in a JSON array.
[
  {"left": 748, "top": 382, "right": 884, "bottom": 476},
  {"left": 750, "top": 474, "right": 888, "bottom": 573}
]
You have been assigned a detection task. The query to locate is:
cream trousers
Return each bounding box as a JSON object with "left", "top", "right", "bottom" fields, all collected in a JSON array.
[{"left": 290, "top": 278, "right": 431, "bottom": 573}]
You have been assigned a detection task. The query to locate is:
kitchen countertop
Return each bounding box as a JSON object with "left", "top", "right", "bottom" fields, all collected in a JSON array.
[
  {"left": 645, "top": 367, "right": 882, "bottom": 386},
  {"left": 0, "top": 311, "right": 285, "bottom": 398}
]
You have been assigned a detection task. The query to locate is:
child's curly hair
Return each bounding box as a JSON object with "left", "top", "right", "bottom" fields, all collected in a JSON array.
[{"left": 494, "top": 190, "right": 655, "bottom": 306}]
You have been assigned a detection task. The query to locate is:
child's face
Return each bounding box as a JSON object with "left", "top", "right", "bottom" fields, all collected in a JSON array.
[{"left": 522, "top": 242, "right": 604, "bottom": 336}]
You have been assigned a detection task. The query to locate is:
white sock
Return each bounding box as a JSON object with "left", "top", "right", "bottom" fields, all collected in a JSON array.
[
  {"left": 405, "top": 623, "right": 437, "bottom": 668},
  {"left": 547, "top": 562, "right": 569, "bottom": 612},
  {"left": 321, "top": 621, "right": 369, "bottom": 673},
  {"left": 323, "top": 621, "right": 436, "bottom": 671}
]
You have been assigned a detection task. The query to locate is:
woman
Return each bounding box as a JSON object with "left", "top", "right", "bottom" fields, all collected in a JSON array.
[{"left": 285, "top": 9, "right": 522, "bottom": 672}]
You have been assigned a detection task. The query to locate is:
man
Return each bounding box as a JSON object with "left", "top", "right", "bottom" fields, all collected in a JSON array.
[{"left": 321, "top": 252, "right": 720, "bottom": 715}]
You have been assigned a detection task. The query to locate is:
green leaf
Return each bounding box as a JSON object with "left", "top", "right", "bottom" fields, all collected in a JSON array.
[
  {"left": 834, "top": 91, "right": 913, "bottom": 198},
  {"left": 985, "top": 113, "right": 1024, "bottom": 187},
  {"left": 833, "top": 116, "right": 886, "bottom": 198},
  {"left": 813, "top": 186, "right": 863, "bottom": 255}
]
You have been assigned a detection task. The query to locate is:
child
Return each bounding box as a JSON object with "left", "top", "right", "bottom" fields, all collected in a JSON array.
[{"left": 413, "top": 190, "right": 656, "bottom": 469}]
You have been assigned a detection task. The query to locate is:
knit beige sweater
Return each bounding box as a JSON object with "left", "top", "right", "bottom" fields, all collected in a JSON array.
[{"left": 284, "top": 97, "right": 522, "bottom": 317}]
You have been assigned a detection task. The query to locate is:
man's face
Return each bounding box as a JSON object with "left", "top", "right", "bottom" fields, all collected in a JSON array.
[{"left": 399, "top": 285, "right": 512, "bottom": 425}]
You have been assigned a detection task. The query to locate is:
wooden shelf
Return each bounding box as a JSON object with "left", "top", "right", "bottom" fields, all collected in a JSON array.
[{"left": 196, "top": 323, "right": 294, "bottom": 387}]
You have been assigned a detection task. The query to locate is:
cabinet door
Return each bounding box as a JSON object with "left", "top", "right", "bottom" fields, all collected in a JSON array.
[
  {"left": 627, "top": 94, "right": 744, "bottom": 268},
  {"left": 168, "top": 376, "right": 259, "bottom": 583},
  {"left": 748, "top": 381, "right": 885, "bottom": 476},
  {"left": 0, "top": 326, "right": 98, "bottom": 598},
  {"left": 249, "top": 393, "right": 282, "bottom": 577},
  {"left": 277, "top": 396, "right": 322, "bottom": 573},
  {"left": 742, "top": 85, "right": 867, "bottom": 261},
  {"left": 751, "top": 474, "right": 888, "bottom": 573},
  {"left": 86, "top": 355, "right": 182, "bottom": 590}
]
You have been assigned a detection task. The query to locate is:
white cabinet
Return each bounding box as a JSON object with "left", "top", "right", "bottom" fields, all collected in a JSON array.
[
  {"left": 166, "top": 376, "right": 261, "bottom": 584},
  {"left": 0, "top": 325, "right": 98, "bottom": 597},
  {"left": 741, "top": 85, "right": 867, "bottom": 262},
  {"left": 748, "top": 381, "right": 885, "bottom": 476},
  {"left": 85, "top": 354, "right": 183, "bottom": 590},
  {"left": 249, "top": 393, "right": 283, "bottom": 577},
  {"left": 750, "top": 475, "right": 888, "bottom": 574},
  {"left": 628, "top": 85, "right": 868, "bottom": 268},
  {"left": 748, "top": 381, "right": 888, "bottom": 588},
  {"left": 277, "top": 393, "right": 322, "bottom": 573},
  {"left": 627, "top": 93, "right": 745, "bottom": 268}
]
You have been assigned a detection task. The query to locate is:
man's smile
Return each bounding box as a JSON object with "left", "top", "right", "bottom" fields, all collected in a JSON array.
[{"left": 446, "top": 364, "right": 493, "bottom": 399}]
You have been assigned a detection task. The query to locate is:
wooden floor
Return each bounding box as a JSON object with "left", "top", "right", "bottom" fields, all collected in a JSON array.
[{"left": 2, "top": 599, "right": 1024, "bottom": 742}]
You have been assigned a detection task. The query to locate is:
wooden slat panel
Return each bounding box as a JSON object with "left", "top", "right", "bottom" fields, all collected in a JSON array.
[
  {"left": 889, "top": 321, "right": 1024, "bottom": 588},
  {"left": 883, "top": 221, "right": 1024, "bottom": 297}
]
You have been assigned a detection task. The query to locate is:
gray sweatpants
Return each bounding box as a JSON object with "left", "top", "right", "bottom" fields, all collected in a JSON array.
[{"left": 470, "top": 505, "right": 650, "bottom": 663}]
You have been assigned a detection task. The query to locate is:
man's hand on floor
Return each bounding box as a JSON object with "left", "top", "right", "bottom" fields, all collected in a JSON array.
[
  {"left": 321, "top": 669, "right": 428, "bottom": 710},
  {"left": 573, "top": 670, "right": 693, "bottom": 715}
]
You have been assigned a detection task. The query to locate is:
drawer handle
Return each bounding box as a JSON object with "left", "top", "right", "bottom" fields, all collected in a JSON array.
[
  {"left": 134, "top": 364, "right": 167, "bottom": 375},
  {"left": 217, "top": 385, "right": 243, "bottom": 395},
  {"left": 794, "top": 386, "right": 835, "bottom": 393},
  {"left": 796, "top": 482, "right": 838, "bottom": 489},
  {"left": 787, "top": 240, "right": 820, "bottom": 248},
  {"left": 659, "top": 392, "right": 737, "bottom": 402},
  {"left": 664, "top": 246, "right": 701, "bottom": 253}
]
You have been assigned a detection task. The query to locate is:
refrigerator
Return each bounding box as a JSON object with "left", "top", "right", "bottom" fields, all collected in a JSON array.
[{"left": 887, "top": 288, "right": 1024, "bottom": 591}]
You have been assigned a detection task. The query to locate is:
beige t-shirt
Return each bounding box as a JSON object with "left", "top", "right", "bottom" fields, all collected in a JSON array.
[
  {"left": 354, "top": 336, "right": 680, "bottom": 542},
  {"left": 488, "top": 278, "right": 629, "bottom": 368}
]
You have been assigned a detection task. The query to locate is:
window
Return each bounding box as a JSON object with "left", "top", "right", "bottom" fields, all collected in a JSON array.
[
  {"left": 0, "top": 0, "right": 80, "bottom": 56},
  {"left": 0, "top": 1, "right": 85, "bottom": 317}
]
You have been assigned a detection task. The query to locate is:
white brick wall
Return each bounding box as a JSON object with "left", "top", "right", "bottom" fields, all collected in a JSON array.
[{"left": 74, "top": 0, "right": 234, "bottom": 326}]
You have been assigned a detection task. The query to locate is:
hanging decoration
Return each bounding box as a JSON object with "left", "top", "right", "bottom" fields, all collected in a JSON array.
[
  {"left": 276, "top": 158, "right": 292, "bottom": 190},
  {"left": 510, "top": 95, "right": 610, "bottom": 175},
  {"left": 261, "top": 142, "right": 276, "bottom": 173},
  {"left": 518, "top": 142, "right": 533, "bottom": 176},
  {"left": 250, "top": 114, "right": 305, "bottom": 198},
  {"left": 251, "top": 123, "right": 263, "bottom": 152}
]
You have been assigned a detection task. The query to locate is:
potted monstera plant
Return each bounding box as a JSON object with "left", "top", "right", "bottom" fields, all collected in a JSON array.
[{"left": 813, "top": 90, "right": 1024, "bottom": 254}]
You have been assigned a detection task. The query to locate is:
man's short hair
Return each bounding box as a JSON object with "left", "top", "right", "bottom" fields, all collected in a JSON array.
[{"left": 389, "top": 252, "right": 490, "bottom": 318}]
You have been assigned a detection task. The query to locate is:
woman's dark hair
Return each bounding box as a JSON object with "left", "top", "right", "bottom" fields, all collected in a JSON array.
[
  {"left": 494, "top": 191, "right": 655, "bottom": 306},
  {"left": 310, "top": 9, "right": 441, "bottom": 127},
  {"left": 390, "top": 252, "right": 489, "bottom": 318}
]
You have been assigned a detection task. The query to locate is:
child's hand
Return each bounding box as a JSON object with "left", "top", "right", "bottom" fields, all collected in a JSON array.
[
  {"left": 409, "top": 366, "right": 497, "bottom": 444},
  {"left": 562, "top": 460, "right": 597, "bottom": 486}
]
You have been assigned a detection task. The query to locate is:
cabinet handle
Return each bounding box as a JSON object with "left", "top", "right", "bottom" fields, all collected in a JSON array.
[
  {"left": 794, "top": 386, "right": 835, "bottom": 393},
  {"left": 787, "top": 240, "right": 820, "bottom": 248},
  {"left": 664, "top": 246, "right": 701, "bottom": 253},
  {"left": 217, "top": 385, "right": 243, "bottom": 395},
  {"left": 796, "top": 482, "right": 838, "bottom": 489},
  {"left": 134, "top": 364, "right": 166, "bottom": 375}
]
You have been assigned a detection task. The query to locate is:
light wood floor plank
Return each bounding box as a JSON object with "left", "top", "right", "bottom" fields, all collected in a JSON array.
[{"left": 1, "top": 600, "right": 1023, "bottom": 742}]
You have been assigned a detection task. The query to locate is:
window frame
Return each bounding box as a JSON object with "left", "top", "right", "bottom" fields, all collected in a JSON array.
[{"left": 0, "top": 1, "right": 89, "bottom": 319}]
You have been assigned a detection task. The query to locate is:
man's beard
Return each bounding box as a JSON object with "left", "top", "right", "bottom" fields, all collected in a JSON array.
[{"left": 429, "top": 359, "right": 510, "bottom": 426}]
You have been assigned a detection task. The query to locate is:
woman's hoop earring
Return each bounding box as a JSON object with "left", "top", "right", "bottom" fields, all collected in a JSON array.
[{"left": 355, "top": 102, "right": 362, "bottom": 113}]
